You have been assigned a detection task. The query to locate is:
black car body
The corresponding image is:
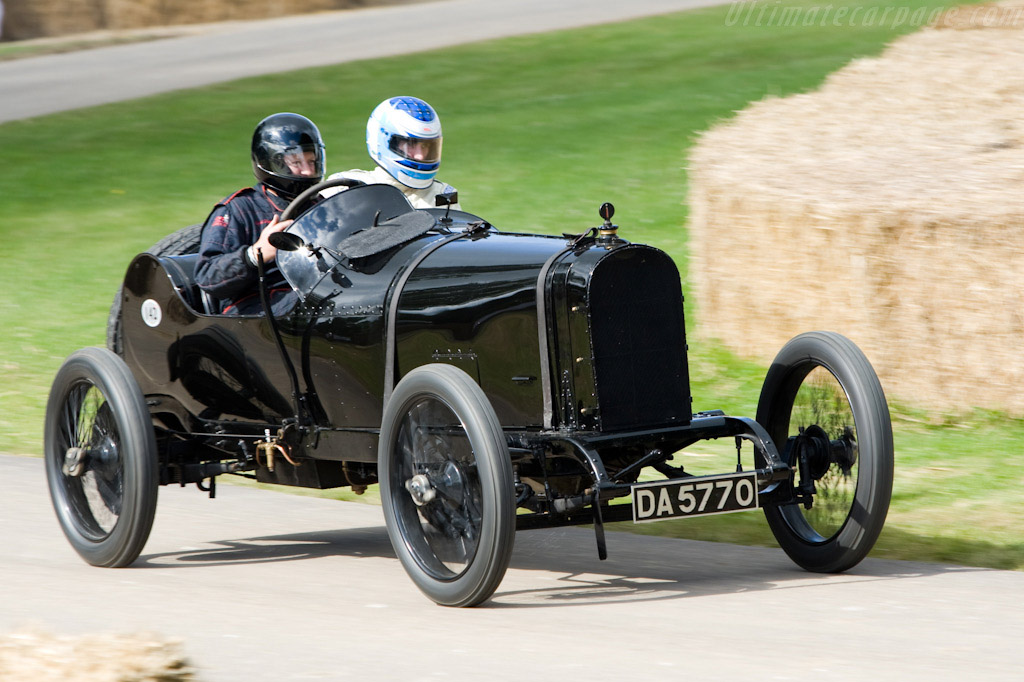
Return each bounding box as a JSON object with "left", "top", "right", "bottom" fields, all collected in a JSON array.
[{"left": 45, "top": 182, "right": 894, "bottom": 606}]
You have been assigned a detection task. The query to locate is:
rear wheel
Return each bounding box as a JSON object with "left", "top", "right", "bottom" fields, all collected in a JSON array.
[
  {"left": 379, "top": 365, "right": 515, "bottom": 607},
  {"left": 44, "top": 347, "right": 158, "bottom": 567},
  {"left": 107, "top": 223, "right": 203, "bottom": 354},
  {"left": 756, "top": 332, "right": 893, "bottom": 573}
]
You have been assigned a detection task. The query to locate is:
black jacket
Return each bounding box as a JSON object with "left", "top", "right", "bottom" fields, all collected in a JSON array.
[{"left": 195, "top": 184, "right": 292, "bottom": 315}]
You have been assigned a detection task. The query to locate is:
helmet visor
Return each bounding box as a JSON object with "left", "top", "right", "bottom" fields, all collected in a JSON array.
[
  {"left": 267, "top": 141, "right": 325, "bottom": 180},
  {"left": 389, "top": 134, "right": 442, "bottom": 165}
]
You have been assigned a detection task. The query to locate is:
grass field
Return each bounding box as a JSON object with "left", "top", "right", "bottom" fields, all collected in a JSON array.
[{"left": 4, "top": 0, "right": 1020, "bottom": 570}]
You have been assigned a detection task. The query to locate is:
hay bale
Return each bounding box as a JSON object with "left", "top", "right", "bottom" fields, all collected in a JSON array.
[
  {"left": 0, "top": 628, "right": 195, "bottom": 681},
  {"left": 2, "top": 1, "right": 106, "bottom": 39},
  {"left": 100, "top": 0, "right": 355, "bottom": 30},
  {"left": 1, "top": 0, "right": 395, "bottom": 39},
  {"left": 688, "top": 2, "right": 1024, "bottom": 414}
]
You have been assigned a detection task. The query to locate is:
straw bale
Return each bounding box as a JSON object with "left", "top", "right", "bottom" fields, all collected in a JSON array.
[
  {"left": 1, "top": 1, "right": 104, "bottom": 39},
  {"left": 1, "top": 0, "right": 393, "bottom": 39},
  {"left": 99, "top": 1, "right": 360, "bottom": 30},
  {"left": 689, "top": 2, "right": 1024, "bottom": 414},
  {"left": 0, "top": 628, "right": 195, "bottom": 681}
]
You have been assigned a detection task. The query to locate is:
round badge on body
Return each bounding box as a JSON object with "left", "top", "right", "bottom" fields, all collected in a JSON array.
[{"left": 141, "top": 299, "right": 162, "bottom": 328}]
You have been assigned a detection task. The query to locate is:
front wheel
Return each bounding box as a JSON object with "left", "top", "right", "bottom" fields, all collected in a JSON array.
[
  {"left": 756, "top": 332, "right": 893, "bottom": 573},
  {"left": 379, "top": 364, "right": 515, "bottom": 607},
  {"left": 44, "top": 347, "right": 159, "bottom": 567}
]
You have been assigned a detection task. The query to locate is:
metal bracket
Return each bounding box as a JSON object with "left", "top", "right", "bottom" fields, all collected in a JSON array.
[
  {"left": 196, "top": 476, "right": 217, "bottom": 498},
  {"left": 591, "top": 489, "right": 607, "bottom": 560}
]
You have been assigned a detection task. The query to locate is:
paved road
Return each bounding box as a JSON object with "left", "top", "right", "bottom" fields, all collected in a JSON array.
[
  {"left": 3, "top": 454, "right": 1022, "bottom": 680},
  {"left": 0, "top": 0, "right": 728, "bottom": 123}
]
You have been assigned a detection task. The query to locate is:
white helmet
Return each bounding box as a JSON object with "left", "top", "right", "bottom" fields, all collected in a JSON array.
[{"left": 366, "top": 96, "right": 443, "bottom": 189}]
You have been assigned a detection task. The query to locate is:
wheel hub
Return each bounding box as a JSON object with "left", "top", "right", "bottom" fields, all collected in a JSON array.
[
  {"left": 62, "top": 437, "right": 119, "bottom": 479},
  {"left": 435, "top": 461, "right": 466, "bottom": 503},
  {"left": 831, "top": 426, "right": 858, "bottom": 475},
  {"left": 799, "top": 424, "right": 833, "bottom": 480},
  {"left": 89, "top": 437, "right": 120, "bottom": 479},
  {"left": 62, "top": 447, "right": 87, "bottom": 477},
  {"left": 405, "top": 474, "right": 437, "bottom": 506},
  {"left": 405, "top": 461, "right": 467, "bottom": 508},
  {"left": 796, "top": 424, "right": 858, "bottom": 480}
]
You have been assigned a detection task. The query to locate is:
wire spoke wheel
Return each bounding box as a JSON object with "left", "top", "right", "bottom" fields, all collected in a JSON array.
[
  {"left": 380, "top": 365, "right": 514, "bottom": 606},
  {"left": 392, "top": 397, "right": 483, "bottom": 578},
  {"left": 58, "top": 383, "right": 124, "bottom": 538},
  {"left": 757, "top": 332, "right": 893, "bottom": 573},
  {"left": 45, "top": 347, "right": 158, "bottom": 567},
  {"left": 788, "top": 367, "right": 860, "bottom": 541}
]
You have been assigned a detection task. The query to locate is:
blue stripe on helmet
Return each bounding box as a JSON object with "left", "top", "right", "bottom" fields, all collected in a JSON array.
[
  {"left": 397, "top": 158, "right": 441, "bottom": 172},
  {"left": 396, "top": 166, "right": 435, "bottom": 180}
]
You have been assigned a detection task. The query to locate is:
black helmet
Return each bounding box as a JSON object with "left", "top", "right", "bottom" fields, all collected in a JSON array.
[{"left": 251, "top": 112, "right": 326, "bottom": 200}]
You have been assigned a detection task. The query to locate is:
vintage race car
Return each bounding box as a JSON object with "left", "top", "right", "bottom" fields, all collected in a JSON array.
[{"left": 44, "top": 180, "right": 894, "bottom": 606}]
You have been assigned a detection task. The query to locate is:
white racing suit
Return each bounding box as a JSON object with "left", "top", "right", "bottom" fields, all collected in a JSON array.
[{"left": 321, "top": 167, "right": 461, "bottom": 210}]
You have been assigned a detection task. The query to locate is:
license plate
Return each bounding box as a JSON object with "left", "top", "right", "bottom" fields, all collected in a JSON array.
[{"left": 631, "top": 472, "right": 759, "bottom": 523}]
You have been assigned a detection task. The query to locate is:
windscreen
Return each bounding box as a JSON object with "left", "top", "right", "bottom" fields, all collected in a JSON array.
[{"left": 277, "top": 184, "right": 415, "bottom": 296}]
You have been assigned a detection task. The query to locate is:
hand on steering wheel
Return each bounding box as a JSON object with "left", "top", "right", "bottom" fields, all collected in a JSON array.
[{"left": 253, "top": 215, "right": 292, "bottom": 264}]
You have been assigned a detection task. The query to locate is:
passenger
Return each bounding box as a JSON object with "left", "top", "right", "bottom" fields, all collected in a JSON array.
[
  {"left": 196, "top": 112, "right": 325, "bottom": 315},
  {"left": 323, "top": 96, "right": 461, "bottom": 209}
]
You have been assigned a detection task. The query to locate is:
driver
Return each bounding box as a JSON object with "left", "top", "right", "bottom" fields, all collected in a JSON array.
[
  {"left": 196, "top": 112, "right": 325, "bottom": 315},
  {"left": 322, "top": 96, "right": 461, "bottom": 209}
]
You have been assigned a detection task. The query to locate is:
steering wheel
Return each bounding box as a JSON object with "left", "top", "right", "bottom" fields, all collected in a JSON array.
[{"left": 280, "top": 177, "right": 366, "bottom": 222}]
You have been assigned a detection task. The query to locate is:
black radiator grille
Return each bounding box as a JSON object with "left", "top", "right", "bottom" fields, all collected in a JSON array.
[{"left": 588, "top": 248, "right": 690, "bottom": 431}]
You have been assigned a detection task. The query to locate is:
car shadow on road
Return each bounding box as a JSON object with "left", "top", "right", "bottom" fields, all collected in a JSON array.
[{"left": 135, "top": 522, "right": 982, "bottom": 608}]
